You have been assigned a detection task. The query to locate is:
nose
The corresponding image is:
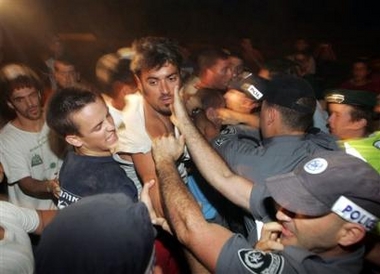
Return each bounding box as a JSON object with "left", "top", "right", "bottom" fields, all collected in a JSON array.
[
  {"left": 105, "top": 116, "right": 116, "bottom": 131},
  {"left": 327, "top": 113, "right": 334, "bottom": 125},
  {"left": 159, "top": 81, "right": 170, "bottom": 95},
  {"left": 25, "top": 96, "right": 34, "bottom": 107},
  {"left": 275, "top": 208, "right": 292, "bottom": 222}
]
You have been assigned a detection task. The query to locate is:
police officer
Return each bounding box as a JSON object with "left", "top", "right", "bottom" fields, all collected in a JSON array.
[
  {"left": 325, "top": 89, "right": 380, "bottom": 172},
  {"left": 152, "top": 135, "right": 380, "bottom": 273}
]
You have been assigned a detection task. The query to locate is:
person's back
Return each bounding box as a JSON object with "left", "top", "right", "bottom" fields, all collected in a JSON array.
[
  {"left": 214, "top": 75, "right": 338, "bottom": 182},
  {"left": 35, "top": 193, "right": 157, "bottom": 274},
  {"left": 46, "top": 87, "right": 138, "bottom": 209}
]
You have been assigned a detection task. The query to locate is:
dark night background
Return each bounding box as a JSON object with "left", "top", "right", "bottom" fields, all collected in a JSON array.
[{"left": 1, "top": 0, "right": 380, "bottom": 81}]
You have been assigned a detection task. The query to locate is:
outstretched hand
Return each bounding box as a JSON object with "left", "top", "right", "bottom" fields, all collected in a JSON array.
[
  {"left": 170, "top": 85, "right": 189, "bottom": 128},
  {"left": 255, "top": 222, "right": 284, "bottom": 252},
  {"left": 152, "top": 134, "right": 185, "bottom": 163},
  {"left": 140, "top": 179, "right": 172, "bottom": 234}
]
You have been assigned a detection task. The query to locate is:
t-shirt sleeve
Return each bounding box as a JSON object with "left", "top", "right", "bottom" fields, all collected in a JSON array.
[
  {"left": 0, "top": 201, "right": 40, "bottom": 233},
  {"left": 216, "top": 234, "right": 289, "bottom": 274},
  {"left": 116, "top": 94, "right": 152, "bottom": 154},
  {"left": 0, "top": 140, "right": 30, "bottom": 183},
  {"left": 249, "top": 184, "right": 272, "bottom": 222}
]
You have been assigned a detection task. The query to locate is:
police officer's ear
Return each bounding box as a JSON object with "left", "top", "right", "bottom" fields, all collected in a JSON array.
[
  {"left": 349, "top": 118, "right": 367, "bottom": 131},
  {"left": 337, "top": 222, "right": 366, "bottom": 247}
]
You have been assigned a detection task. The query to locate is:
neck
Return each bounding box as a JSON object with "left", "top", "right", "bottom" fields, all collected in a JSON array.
[
  {"left": 317, "top": 245, "right": 355, "bottom": 259},
  {"left": 12, "top": 116, "right": 44, "bottom": 132},
  {"left": 75, "top": 147, "right": 112, "bottom": 157},
  {"left": 144, "top": 101, "right": 174, "bottom": 136}
]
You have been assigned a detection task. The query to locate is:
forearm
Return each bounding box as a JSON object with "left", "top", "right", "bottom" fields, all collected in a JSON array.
[
  {"left": 35, "top": 209, "right": 57, "bottom": 234},
  {"left": 18, "top": 177, "right": 56, "bottom": 199},
  {"left": 156, "top": 157, "right": 204, "bottom": 243},
  {"left": 177, "top": 114, "right": 252, "bottom": 210},
  {"left": 233, "top": 113, "right": 259, "bottom": 128},
  {"left": 132, "top": 153, "right": 164, "bottom": 217}
]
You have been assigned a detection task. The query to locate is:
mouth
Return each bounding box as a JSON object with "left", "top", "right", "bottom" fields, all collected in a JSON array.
[
  {"left": 107, "top": 132, "right": 118, "bottom": 144},
  {"left": 280, "top": 224, "right": 294, "bottom": 238},
  {"left": 28, "top": 106, "right": 40, "bottom": 115},
  {"left": 160, "top": 96, "right": 173, "bottom": 104}
]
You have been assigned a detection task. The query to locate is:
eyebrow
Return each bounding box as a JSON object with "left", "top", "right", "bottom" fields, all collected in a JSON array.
[{"left": 146, "top": 72, "right": 178, "bottom": 81}]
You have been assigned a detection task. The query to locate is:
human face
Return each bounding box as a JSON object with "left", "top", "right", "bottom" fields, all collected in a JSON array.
[
  {"left": 138, "top": 62, "right": 181, "bottom": 116},
  {"left": 352, "top": 62, "right": 369, "bottom": 81},
  {"left": 209, "top": 59, "right": 233, "bottom": 90},
  {"left": 229, "top": 56, "right": 244, "bottom": 79},
  {"left": 224, "top": 89, "right": 258, "bottom": 114},
  {"left": 327, "top": 103, "right": 361, "bottom": 139},
  {"left": 54, "top": 62, "right": 78, "bottom": 88},
  {"left": 70, "top": 97, "right": 118, "bottom": 156},
  {"left": 276, "top": 207, "right": 345, "bottom": 255},
  {"left": 8, "top": 87, "right": 42, "bottom": 121}
]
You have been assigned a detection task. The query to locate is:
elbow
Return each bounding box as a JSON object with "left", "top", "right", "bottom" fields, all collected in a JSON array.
[{"left": 172, "top": 216, "right": 206, "bottom": 246}]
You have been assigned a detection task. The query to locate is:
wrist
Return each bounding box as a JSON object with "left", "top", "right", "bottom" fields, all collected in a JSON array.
[{"left": 45, "top": 180, "right": 52, "bottom": 193}]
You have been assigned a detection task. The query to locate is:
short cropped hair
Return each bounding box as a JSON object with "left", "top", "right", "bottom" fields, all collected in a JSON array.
[
  {"left": 46, "top": 87, "right": 101, "bottom": 137},
  {"left": 195, "top": 48, "right": 230, "bottom": 76},
  {"left": 130, "top": 36, "right": 183, "bottom": 77}
]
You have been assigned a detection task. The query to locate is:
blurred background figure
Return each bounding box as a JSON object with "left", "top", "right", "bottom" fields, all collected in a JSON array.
[
  {"left": 39, "top": 34, "right": 66, "bottom": 90},
  {"left": 340, "top": 57, "right": 380, "bottom": 94},
  {"left": 287, "top": 38, "right": 316, "bottom": 75},
  {"left": 239, "top": 37, "right": 264, "bottom": 73}
]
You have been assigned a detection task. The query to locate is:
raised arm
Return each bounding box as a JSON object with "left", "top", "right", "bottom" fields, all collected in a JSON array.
[
  {"left": 170, "top": 87, "right": 253, "bottom": 211},
  {"left": 152, "top": 135, "right": 233, "bottom": 272}
]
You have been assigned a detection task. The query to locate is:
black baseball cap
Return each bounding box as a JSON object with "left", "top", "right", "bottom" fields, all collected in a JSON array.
[
  {"left": 266, "top": 151, "right": 380, "bottom": 232},
  {"left": 263, "top": 75, "right": 316, "bottom": 114},
  {"left": 325, "top": 89, "right": 377, "bottom": 109}
]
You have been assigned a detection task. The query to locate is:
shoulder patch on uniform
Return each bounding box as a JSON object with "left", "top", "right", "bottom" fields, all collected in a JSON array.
[
  {"left": 238, "top": 249, "right": 284, "bottom": 274},
  {"left": 220, "top": 126, "right": 237, "bottom": 136},
  {"left": 373, "top": 140, "right": 380, "bottom": 150}
]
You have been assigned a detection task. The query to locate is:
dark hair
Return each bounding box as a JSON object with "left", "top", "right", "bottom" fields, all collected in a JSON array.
[
  {"left": 112, "top": 59, "right": 135, "bottom": 85},
  {"left": 0, "top": 64, "right": 43, "bottom": 100},
  {"left": 46, "top": 87, "right": 101, "bottom": 137},
  {"left": 195, "top": 48, "right": 230, "bottom": 77},
  {"left": 266, "top": 97, "right": 315, "bottom": 131},
  {"left": 0, "top": 64, "right": 43, "bottom": 118},
  {"left": 130, "top": 36, "right": 183, "bottom": 76},
  {"left": 196, "top": 88, "right": 225, "bottom": 110}
]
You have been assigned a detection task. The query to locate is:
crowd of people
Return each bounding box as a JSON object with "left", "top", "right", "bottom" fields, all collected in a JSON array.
[{"left": 0, "top": 34, "right": 379, "bottom": 274}]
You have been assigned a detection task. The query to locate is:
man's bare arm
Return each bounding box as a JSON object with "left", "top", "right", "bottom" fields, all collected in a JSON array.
[
  {"left": 18, "top": 176, "right": 60, "bottom": 199},
  {"left": 35, "top": 210, "right": 57, "bottom": 235},
  {"left": 152, "top": 135, "right": 233, "bottom": 272},
  {"left": 171, "top": 87, "right": 253, "bottom": 211},
  {"left": 131, "top": 152, "right": 164, "bottom": 217}
]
